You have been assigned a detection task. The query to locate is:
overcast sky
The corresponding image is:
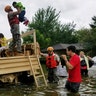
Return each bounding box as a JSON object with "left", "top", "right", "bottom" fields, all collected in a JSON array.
[{"left": 1, "top": 0, "right": 96, "bottom": 39}]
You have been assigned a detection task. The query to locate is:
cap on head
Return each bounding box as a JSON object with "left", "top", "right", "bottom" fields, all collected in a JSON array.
[
  {"left": 47, "top": 47, "right": 54, "bottom": 51},
  {"left": 4, "top": 5, "right": 11, "bottom": 12}
]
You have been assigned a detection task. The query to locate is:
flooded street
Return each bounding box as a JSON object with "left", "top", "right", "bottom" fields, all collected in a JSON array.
[{"left": 0, "top": 65, "right": 96, "bottom": 96}]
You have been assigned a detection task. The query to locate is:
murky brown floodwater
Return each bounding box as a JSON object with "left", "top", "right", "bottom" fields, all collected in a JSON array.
[{"left": 0, "top": 65, "right": 96, "bottom": 96}]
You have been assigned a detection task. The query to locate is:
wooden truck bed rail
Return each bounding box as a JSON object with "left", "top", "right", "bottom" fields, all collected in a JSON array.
[{"left": 0, "top": 55, "right": 38, "bottom": 75}]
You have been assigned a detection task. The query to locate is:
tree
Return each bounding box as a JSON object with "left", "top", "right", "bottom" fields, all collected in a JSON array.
[
  {"left": 29, "top": 6, "right": 60, "bottom": 38},
  {"left": 59, "top": 22, "right": 78, "bottom": 43},
  {"left": 75, "top": 28, "right": 91, "bottom": 43},
  {"left": 75, "top": 15, "right": 96, "bottom": 56},
  {"left": 27, "top": 6, "right": 61, "bottom": 48},
  {"left": 75, "top": 27, "right": 96, "bottom": 56},
  {"left": 89, "top": 16, "right": 96, "bottom": 55},
  {"left": 23, "top": 6, "right": 78, "bottom": 49},
  {"left": 35, "top": 30, "right": 51, "bottom": 49},
  {"left": 90, "top": 16, "right": 96, "bottom": 29}
]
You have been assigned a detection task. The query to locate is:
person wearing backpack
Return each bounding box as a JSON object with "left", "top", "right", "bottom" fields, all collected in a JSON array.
[{"left": 79, "top": 51, "right": 93, "bottom": 77}]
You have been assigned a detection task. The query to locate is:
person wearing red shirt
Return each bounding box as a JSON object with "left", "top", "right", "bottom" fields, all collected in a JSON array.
[{"left": 61, "top": 46, "right": 82, "bottom": 93}]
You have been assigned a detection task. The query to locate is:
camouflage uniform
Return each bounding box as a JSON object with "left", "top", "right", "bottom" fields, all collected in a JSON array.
[
  {"left": 9, "top": 24, "right": 21, "bottom": 52},
  {"left": 8, "top": 11, "right": 21, "bottom": 52}
]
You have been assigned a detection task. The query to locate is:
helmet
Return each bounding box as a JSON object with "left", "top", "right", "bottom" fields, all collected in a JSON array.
[
  {"left": 4, "top": 5, "right": 11, "bottom": 12},
  {"left": 47, "top": 47, "right": 54, "bottom": 51}
]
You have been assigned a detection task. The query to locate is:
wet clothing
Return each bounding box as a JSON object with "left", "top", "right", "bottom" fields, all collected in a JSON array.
[
  {"left": 65, "top": 54, "right": 81, "bottom": 93},
  {"left": 43, "top": 53, "right": 60, "bottom": 83},
  {"left": 65, "top": 80, "right": 80, "bottom": 93},
  {"left": 48, "top": 68, "right": 59, "bottom": 83},
  {"left": 81, "top": 69, "right": 88, "bottom": 76},
  {"left": 7, "top": 11, "right": 21, "bottom": 52}
]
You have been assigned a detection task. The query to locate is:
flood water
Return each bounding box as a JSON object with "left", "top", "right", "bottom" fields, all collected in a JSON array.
[{"left": 0, "top": 65, "right": 96, "bottom": 96}]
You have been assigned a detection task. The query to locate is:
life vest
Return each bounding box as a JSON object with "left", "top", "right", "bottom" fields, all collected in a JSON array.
[
  {"left": 8, "top": 12, "right": 19, "bottom": 26},
  {"left": 46, "top": 53, "right": 58, "bottom": 68}
]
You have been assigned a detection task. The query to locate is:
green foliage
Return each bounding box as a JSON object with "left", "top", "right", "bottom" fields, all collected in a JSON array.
[
  {"left": 75, "top": 25, "right": 96, "bottom": 56},
  {"left": 23, "top": 6, "right": 78, "bottom": 49},
  {"left": 89, "top": 16, "right": 96, "bottom": 55},
  {"left": 22, "top": 7, "right": 96, "bottom": 56},
  {"left": 36, "top": 30, "right": 51, "bottom": 49},
  {"left": 64, "top": 15, "right": 96, "bottom": 56},
  {"left": 29, "top": 6, "right": 60, "bottom": 37},
  {"left": 23, "top": 35, "right": 33, "bottom": 44},
  {"left": 90, "top": 16, "right": 96, "bottom": 28},
  {"left": 58, "top": 22, "right": 78, "bottom": 43},
  {"left": 75, "top": 28, "right": 91, "bottom": 43}
]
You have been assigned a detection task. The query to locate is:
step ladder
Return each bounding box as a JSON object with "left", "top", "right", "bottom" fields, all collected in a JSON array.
[{"left": 28, "top": 55, "right": 48, "bottom": 88}]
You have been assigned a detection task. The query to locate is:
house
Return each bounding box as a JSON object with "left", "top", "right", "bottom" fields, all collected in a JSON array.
[{"left": 42, "top": 43, "right": 84, "bottom": 55}]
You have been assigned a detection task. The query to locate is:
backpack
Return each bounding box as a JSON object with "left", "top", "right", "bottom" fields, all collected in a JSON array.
[
  {"left": 89, "top": 60, "right": 94, "bottom": 68},
  {"left": 80, "top": 59, "right": 87, "bottom": 66}
]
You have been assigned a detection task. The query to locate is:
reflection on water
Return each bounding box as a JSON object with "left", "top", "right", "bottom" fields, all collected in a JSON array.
[
  {"left": 0, "top": 66, "right": 96, "bottom": 96},
  {"left": 0, "top": 77, "right": 96, "bottom": 96}
]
